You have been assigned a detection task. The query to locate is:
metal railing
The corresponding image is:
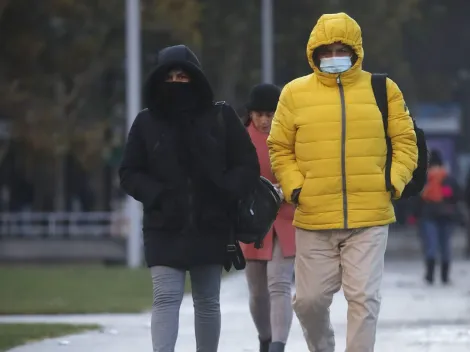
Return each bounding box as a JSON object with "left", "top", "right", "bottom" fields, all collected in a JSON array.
[{"left": 0, "top": 211, "right": 129, "bottom": 238}]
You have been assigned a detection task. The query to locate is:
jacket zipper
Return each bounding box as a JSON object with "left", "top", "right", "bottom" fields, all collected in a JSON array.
[
  {"left": 187, "top": 177, "right": 194, "bottom": 229},
  {"left": 337, "top": 75, "right": 348, "bottom": 229}
]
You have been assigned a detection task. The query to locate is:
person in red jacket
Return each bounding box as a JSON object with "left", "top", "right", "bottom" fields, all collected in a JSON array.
[
  {"left": 241, "top": 84, "right": 296, "bottom": 352},
  {"left": 419, "top": 150, "right": 460, "bottom": 284}
]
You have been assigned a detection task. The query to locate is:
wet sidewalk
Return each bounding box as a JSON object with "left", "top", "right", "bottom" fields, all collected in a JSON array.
[{"left": 2, "top": 260, "right": 470, "bottom": 352}]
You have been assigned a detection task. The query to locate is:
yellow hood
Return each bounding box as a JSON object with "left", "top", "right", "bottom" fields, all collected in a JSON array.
[{"left": 306, "top": 13, "right": 364, "bottom": 83}]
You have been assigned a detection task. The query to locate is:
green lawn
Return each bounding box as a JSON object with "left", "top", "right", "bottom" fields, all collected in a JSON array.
[
  {"left": 0, "top": 323, "right": 99, "bottom": 352},
  {"left": 0, "top": 265, "right": 188, "bottom": 314}
]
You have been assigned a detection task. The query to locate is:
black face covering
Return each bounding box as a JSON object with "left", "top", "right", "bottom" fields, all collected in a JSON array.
[{"left": 156, "top": 82, "right": 200, "bottom": 114}]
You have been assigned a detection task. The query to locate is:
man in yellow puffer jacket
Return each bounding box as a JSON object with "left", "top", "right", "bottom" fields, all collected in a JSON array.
[{"left": 267, "top": 13, "right": 418, "bottom": 352}]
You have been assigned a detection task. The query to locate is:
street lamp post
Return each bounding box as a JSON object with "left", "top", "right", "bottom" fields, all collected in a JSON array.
[
  {"left": 261, "top": 0, "right": 274, "bottom": 84},
  {"left": 125, "top": 0, "right": 142, "bottom": 268}
]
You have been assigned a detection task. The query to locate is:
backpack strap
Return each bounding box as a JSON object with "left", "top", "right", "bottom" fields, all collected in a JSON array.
[
  {"left": 371, "top": 73, "right": 393, "bottom": 192},
  {"left": 224, "top": 230, "right": 246, "bottom": 272}
]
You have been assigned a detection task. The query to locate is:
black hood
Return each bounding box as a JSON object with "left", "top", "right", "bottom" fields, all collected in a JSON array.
[{"left": 143, "top": 45, "right": 214, "bottom": 113}]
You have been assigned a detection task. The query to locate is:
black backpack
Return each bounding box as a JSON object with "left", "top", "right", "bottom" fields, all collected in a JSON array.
[
  {"left": 371, "top": 74, "right": 428, "bottom": 199},
  {"left": 214, "top": 102, "right": 282, "bottom": 271}
]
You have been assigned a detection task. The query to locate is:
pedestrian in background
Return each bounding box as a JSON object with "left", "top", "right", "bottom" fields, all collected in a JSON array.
[
  {"left": 241, "top": 83, "right": 296, "bottom": 352},
  {"left": 420, "top": 149, "right": 460, "bottom": 284}
]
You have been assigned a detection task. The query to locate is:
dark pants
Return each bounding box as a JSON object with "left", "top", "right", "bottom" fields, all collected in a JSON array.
[{"left": 421, "top": 218, "right": 453, "bottom": 262}]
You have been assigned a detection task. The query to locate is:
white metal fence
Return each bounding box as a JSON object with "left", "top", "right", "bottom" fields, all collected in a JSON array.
[{"left": 0, "top": 212, "right": 129, "bottom": 238}]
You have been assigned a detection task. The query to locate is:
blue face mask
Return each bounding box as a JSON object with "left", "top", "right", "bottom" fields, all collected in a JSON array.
[{"left": 319, "top": 56, "right": 352, "bottom": 74}]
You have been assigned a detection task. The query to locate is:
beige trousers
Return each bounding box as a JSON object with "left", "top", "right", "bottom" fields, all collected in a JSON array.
[{"left": 293, "top": 225, "right": 389, "bottom": 352}]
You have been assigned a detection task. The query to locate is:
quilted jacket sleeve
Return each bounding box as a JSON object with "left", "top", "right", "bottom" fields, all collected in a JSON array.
[
  {"left": 119, "top": 112, "right": 165, "bottom": 208},
  {"left": 220, "top": 104, "right": 260, "bottom": 200},
  {"left": 267, "top": 84, "right": 305, "bottom": 203},
  {"left": 386, "top": 78, "right": 418, "bottom": 199}
]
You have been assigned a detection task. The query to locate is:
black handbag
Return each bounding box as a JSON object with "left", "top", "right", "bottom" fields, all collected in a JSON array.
[
  {"left": 235, "top": 175, "right": 282, "bottom": 248},
  {"left": 224, "top": 175, "right": 282, "bottom": 272},
  {"left": 214, "top": 102, "right": 282, "bottom": 271}
]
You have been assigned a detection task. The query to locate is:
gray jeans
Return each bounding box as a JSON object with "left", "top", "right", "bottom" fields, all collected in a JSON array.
[
  {"left": 150, "top": 265, "right": 222, "bottom": 352},
  {"left": 245, "top": 236, "right": 295, "bottom": 343}
]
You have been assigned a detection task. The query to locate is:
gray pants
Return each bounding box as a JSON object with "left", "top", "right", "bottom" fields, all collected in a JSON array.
[
  {"left": 150, "top": 265, "right": 222, "bottom": 352},
  {"left": 245, "top": 236, "right": 295, "bottom": 343}
]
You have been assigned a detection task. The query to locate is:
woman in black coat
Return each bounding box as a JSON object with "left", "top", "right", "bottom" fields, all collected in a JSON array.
[{"left": 119, "top": 44, "right": 260, "bottom": 352}]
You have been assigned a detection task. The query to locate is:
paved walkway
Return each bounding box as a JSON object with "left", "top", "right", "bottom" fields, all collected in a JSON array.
[{"left": 2, "top": 260, "right": 470, "bottom": 352}]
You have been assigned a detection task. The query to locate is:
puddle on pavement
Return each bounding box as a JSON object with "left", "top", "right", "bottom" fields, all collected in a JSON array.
[{"left": 393, "top": 326, "right": 470, "bottom": 345}]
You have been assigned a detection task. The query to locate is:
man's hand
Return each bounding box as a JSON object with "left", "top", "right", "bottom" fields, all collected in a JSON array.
[{"left": 291, "top": 188, "right": 301, "bottom": 206}]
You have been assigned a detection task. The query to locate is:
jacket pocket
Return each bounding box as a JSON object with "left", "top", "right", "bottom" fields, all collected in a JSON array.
[
  {"left": 144, "top": 196, "right": 185, "bottom": 232},
  {"left": 143, "top": 209, "right": 166, "bottom": 231},
  {"left": 297, "top": 172, "right": 311, "bottom": 206},
  {"left": 198, "top": 203, "right": 231, "bottom": 233}
]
